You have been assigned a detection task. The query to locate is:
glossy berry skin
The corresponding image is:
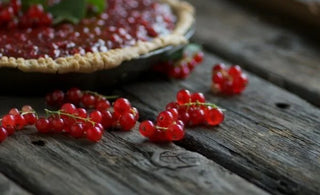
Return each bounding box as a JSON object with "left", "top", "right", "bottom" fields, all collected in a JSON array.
[
  {"left": 194, "top": 52, "right": 204, "bottom": 63},
  {"left": 189, "top": 108, "right": 205, "bottom": 126},
  {"left": 14, "top": 114, "right": 26, "bottom": 130},
  {"left": 81, "top": 94, "right": 96, "bottom": 108},
  {"left": 139, "top": 120, "right": 156, "bottom": 138},
  {"left": 96, "top": 99, "right": 110, "bottom": 111},
  {"left": 70, "top": 123, "right": 84, "bottom": 138},
  {"left": 119, "top": 113, "right": 136, "bottom": 131},
  {"left": 66, "top": 88, "right": 83, "bottom": 104},
  {"left": 167, "top": 124, "right": 185, "bottom": 141},
  {"left": 2, "top": 114, "right": 15, "bottom": 130},
  {"left": 167, "top": 108, "right": 178, "bottom": 121},
  {"left": 24, "top": 113, "right": 37, "bottom": 125},
  {"left": 176, "top": 89, "right": 191, "bottom": 105},
  {"left": 191, "top": 92, "right": 205, "bottom": 103},
  {"left": 86, "top": 126, "right": 103, "bottom": 142},
  {"left": 61, "top": 103, "right": 76, "bottom": 114},
  {"left": 113, "top": 98, "right": 131, "bottom": 115},
  {"left": 213, "top": 63, "right": 226, "bottom": 73},
  {"left": 156, "top": 111, "right": 174, "bottom": 127},
  {"left": 101, "top": 110, "right": 113, "bottom": 129},
  {"left": 21, "top": 105, "right": 33, "bottom": 112},
  {"left": 9, "top": 108, "right": 19, "bottom": 115},
  {"left": 74, "top": 108, "right": 87, "bottom": 118},
  {"left": 89, "top": 110, "right": 103, "bottom": 123},
  {"left": 51, "top": 118, "right": 64, "bottom": 132},
  {"left": 0, "top": 127, "right": 8, "bottom": 142},
  {"left": 35, "top": 118, "right": 51, "bottom": 133},
  {"left": 205, "top": 108, "right": 224, "bottom": 126}
]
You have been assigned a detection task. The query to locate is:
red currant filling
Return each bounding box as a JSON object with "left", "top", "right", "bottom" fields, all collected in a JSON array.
[{"left": 0, "top": 0, "right": 176, "bottom": 59}]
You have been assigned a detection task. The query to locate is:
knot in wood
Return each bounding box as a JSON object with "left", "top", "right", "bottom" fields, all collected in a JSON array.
[{"left": 151, "top": 150, "right": 200, "bottom": 169}]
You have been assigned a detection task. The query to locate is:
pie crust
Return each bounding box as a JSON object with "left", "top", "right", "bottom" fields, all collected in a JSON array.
[{"left": 0, "top": 0, "right": 194, "bottom": 73}]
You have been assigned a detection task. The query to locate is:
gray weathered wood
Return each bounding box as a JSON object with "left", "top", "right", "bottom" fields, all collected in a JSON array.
[
  {"left": 0, "top": 98, "right": 268, "bottom": 195},
  {"left": 234, "top": 0, "right": 320, "bottom": 30},
  {"left": 0, "top": 173, "right": 30, "bottom": 195},
  {"left": 119, "top": 51, "right": 320, "bottom": 195},
  {"left": 186, "top": 0, "right": 320, "bottom": 107}
]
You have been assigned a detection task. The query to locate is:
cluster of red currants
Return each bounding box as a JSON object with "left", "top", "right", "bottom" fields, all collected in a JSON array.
[
  {"left": 0, "top": 105, "right": 37, "bottom": 142},
  {"left": 45, "top": 88, "right": 139, "bottom": 132},
  {"left": 0, "top": 88, "right": 139, "bottom": 143},
  {"left": 154, "top": 46, "right": 204, "bottom": 79},
  {"left": 139, "top": 89, "right": 224, "bottom": 142},
  {"left": 211, "top": 64, "right": 248, "bottom": 95},
  {"left": 0, "top": 0, "right": 52, "bottom": 28}
]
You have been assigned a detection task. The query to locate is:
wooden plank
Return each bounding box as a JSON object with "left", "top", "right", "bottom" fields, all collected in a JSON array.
[
  {"left": 185, "top": 0, "right": 320, "bottom": 107},
  {"left": 119, "top": 51, "right": 320, "bottom": 195},
  {"left": 234, "top": 0, "right": 320, "bottom": 30},
  {"left": 0, "top": 173, "right": 30, "bottom": 195},
  {"left": 0, "top": 98, "right": 268, "bottom": 195}
]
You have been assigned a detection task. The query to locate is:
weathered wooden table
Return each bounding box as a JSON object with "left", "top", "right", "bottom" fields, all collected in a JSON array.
[{"left": 0, "top": 0, "right": 320, "bottom": 194}]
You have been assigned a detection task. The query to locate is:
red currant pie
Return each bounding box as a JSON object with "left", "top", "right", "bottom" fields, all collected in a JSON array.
[{"left": 0, "top": 0, "right": 194, "bottom": 73}]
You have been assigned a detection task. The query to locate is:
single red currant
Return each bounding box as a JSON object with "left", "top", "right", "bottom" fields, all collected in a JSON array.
[
  {"left": 66, "top": 88, "right": 83, "bottom": 104},
  {"left": 176, "top": 89, "right": 191, "bottom": 105},
  {"left": 89, "top": 110, "right": 103, "bottom": 123},
  {"left": 139, "top": 120, "right": 156, "bottom": 138},
  {"left": 70, "top": 123, "right": 84, "bottom": 138},
  {"left": 2, "top": 114, "right": 16, "bottom": 130},
  {"left": 86, "top": 126, "right": 102, "bottom": 142},
  {"left": 51, "top": 118, "right": 64, "bottom": 132},
  {"left": 9, "top": 108, "right": 19, "bottom": 115},
  {"left": 113, "top": 98, "right": 132, "bottom": 115},
  {"left": 14, "top": 114, "right": 26, "bottom": 130},
  {"left": 35, "top": 118, "right": 51, "bottom": 133},
  {"left": 191, "top": 92, "right": 206, "bottom": 103},
  {"left": 119, "top": 113, "right": 136, "bottom": 131},
  {"left": 96, "top": 99, "right": 110, "bottom": 111},
  {"left": 101, "top": 110, "right": 113, "bottom": 129},
  {"left": 205, "top": 108, "right": 224, "bottom": 126},
  {"left": 24, "top": 113, "right": 37, "bottom": 125},
  {"left": 156, "top": 111, "right": 174, "bottom": 127},
  {"left": 167, "top": 124, "right": 185, "bottom": 141},
  {"left": 81, "top": 94, "right": 96, "bottom": 108},
  {"left": 61, "top": 103, "right": 76, "bottom": 114}
]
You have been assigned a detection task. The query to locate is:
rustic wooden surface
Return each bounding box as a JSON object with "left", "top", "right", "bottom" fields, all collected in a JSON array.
[
  {"left": 0, "top": 99, "right": 268, "bottom": 195},
  {"left": 0, "top": 0, "right": 320, "bottom": 195},
  {"left": 187, "top": 0, "right": 320, "bottom": 107}
]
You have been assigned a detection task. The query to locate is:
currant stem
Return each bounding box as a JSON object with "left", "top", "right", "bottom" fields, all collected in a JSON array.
[
  {"left": 84, "top": 90, "right": 118, "bottom": 100},
  {"left": 182, "top": 101, "right": 218, "bottom": 109},
  {"left": 44, "top": 109, "right": 96, "bottom": 126},
  {"left": 155, "top": 126, "right": 168, "bottom": 131}
]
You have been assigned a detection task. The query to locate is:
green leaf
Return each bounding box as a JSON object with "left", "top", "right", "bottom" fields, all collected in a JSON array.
[
  {"left": 47, "top": 0, "right": 86, "bottom": 24},
  {"left": 86, "top": 0, "right": 106, "bottom": 13}
]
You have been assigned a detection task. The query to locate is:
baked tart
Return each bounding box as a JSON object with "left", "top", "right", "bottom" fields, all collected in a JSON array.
[{"left": 0, "top": 0, "right": 194, "bottom": 73}]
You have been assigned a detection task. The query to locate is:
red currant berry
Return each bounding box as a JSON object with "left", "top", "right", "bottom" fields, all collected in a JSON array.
[
  {"left": 63, "top": 117, "right": 75, "bottom": 133},
  {"left": 51, "top": 90, "right": 65, "bottom": 106},
  {"left": 166, "top": 102, "right": 179, "bottom": 110},
  {"left": 167, "top": 124, "right": 185, "bottom": 141},
  {"left": 66, "top": 88, "right": 83, "bottom": 104},
  {"left": 61, "top": 103, "right": 76, "bottom": 114},
  {"left": 89, "top": 110, "right": 102, "bottom": 123},
  {"left": 14, "top": 114, "right": 26, "bottom": 130},
  {"left": 167, "top": 108, "right": 178, "bottom": 121},
  {"left": 168, "top": 66, "right": 182, "bottom": 78},
  {"left": 191, "top": 92, "right": 206, "bottom": 103},
  {"left": 101, "top": 110, "right": 113, "bottom": 129},
  {"left": 0, "top": 127, "right": 8, "bottom": 142},
  {"left": 212, "top": 72, "right": 224, "bottom": 85},
  {"left": 35, "top": 118, "right": 51, "bottom": 133},
  {"left": 176, "top": 89, "right": 191, "bottom": 105},
  {"left": 70, "top": 123, "right": 84, "bottom": 138},
  {"left": 131, "top": 107, "right": 139, "bottom": 121},
  {"left": 51, "top": 118, "right": 64, "bottom": 132},
  {"left": 21, "top": 105, "right": 33, "bottom": 112},
  {"left": 86, "top": 126, "right": 102, "bottom": 142},
  {"left": 156, "top": 111, "right": 174, "bottom": 127},
  {"left": 213, "top": 63, "right": 225, "bottom": 73},
  {"left": 2, "top": 114, "right": 16, "bottom": 130},
  {"left": 179, "top": 66, "right": 190, "bottom": 79},
  {"left": 113, "top": 98, "right": 132, "bottom": 115},
  {"left": 205, "top": 108, "right": 224, "bottom": 126},
  {"left": 27, "top": 4, "right": 44, "bottom": 18},
  {"left": 81, "top": 94, "right": 96, "bottom": 108},
  {"left": 194, "top": 52, "right": 204, "bottom": 63},
  {"left": 149, "top": 129, "right": 168, "bottom": 142},
  {"left": 24, "top": 113, "right": 37, "bottom": 125},
  {"left": 139, "top": 120, "right": 156, "bottom": 138},
  {"left": 74, "top": 108, "right": 87, "bottom": 118},
  {"left": 228, "top": 65, "right": 242, "bottom": 78},
  {"left": 96, "top": 99, "right": 110, "bottom": 111},
  {"left": 119, "top": 113, "right": 136, "bottom": 131},
  {"left": 189, "top": 108, "right": 205, "bottom": 125},
  {"left": 9, "top": 108, "right": 19, "bottom": 115}
]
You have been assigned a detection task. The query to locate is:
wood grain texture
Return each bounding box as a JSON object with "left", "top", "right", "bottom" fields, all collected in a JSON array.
[
  {"left": 186, "top": 0, "right": 320, "bottom": 107},
  {"left": 0, "top": 98, "right": 268, "bottom": 195},
  {"left": 119, "top": 51, "right": 320, "bottom": 195},
  {"left": 0, "top": 173, "right": 30, "bottom": 195},
  {"left": 234, "top": 0, "right": 320, "bottom": 30}
]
